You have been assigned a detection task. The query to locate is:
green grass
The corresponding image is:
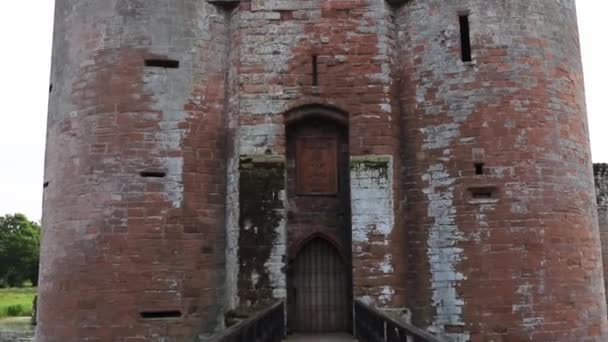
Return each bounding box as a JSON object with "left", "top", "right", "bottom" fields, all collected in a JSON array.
[{"left": 0, "top": 287, "right": 36, "bottom": 318}]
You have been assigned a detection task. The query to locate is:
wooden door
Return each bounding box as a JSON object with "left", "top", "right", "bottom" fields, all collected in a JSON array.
[{"left": 289, "top": 238, "right": 349, "bottom": 332}]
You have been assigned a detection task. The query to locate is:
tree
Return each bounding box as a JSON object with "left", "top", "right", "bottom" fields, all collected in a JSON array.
[{"left": 0, "top": 214, "right": 41, "bottom": 287}]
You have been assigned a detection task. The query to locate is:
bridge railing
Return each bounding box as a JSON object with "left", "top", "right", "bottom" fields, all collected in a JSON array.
[
  {"left": 353, "top": 300, "right": 445, "bottom": 342},
  {"left": 209, "top": 302, "right": 284, "bottom": 342}
]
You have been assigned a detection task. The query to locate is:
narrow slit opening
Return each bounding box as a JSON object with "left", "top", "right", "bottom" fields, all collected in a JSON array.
[
  {"left": 459, "top": 14, "right": 472, "bottom": 62},
  {"left": 469, "top": 187, "right": 495, "bottom": 199},
  {"left": 140, "top": 171, "right": 167, "bottom": 178},
  {"left": 49, "top": 84, "right": 53, "bottom": 93},
  {"left": 474, "top": 163, "right": 484, "bottom": 175},
  {"left": 473, "top": 191, "right": 492, "bottom": 199},
  {"left": 145, "top": 59, "right": 180, "bottom": 69},
  {"left": 140, "top": 310, "right": 181, "bottom": 319},
  {"left": 312, "top": 55, "right": 319, "bottom": 86},
  {"left": 43, "top": 181, "right": 50, "bottom": 189}
]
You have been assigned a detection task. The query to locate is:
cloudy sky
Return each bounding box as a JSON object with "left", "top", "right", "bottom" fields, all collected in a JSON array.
[{"left": 0, "top": 1, "right": 605, "bottom": 221}]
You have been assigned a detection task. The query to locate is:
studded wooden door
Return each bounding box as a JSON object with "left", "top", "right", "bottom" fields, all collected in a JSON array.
[{"left": 289, "top": 238, "right": 349, "bottom": 332}]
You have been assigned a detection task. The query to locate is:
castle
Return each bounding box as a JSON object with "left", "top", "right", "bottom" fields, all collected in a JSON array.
[{"left": 38, "top": 0, "right": 608, "bottom": 341}]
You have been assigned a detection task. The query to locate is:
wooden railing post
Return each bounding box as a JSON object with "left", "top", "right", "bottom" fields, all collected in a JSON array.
[
  {"left": 353, "top": 299, "right": 446, "bottom": 342},
  {"left": 383, "top": 320, "right": 387, "bottom": 341},
  {"left": 209, "top": 302, "right": 285, "bottom": 342}
]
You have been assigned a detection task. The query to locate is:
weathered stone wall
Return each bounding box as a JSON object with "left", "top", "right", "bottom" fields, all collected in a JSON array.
[
  {"left": 224, "top": 3, "right": 245, "bottom": 315},
  {"left": 237, "top": 156, "right": 286, "bottom": 312},
  {"left": 398, "top": 0, "right": 606, "bottom": 340},
  {"left": 594, "top": 163, "right": 608, "bottom": 307},
  {"left": 39, "top": 1, "right": 229, "bottom": 340},
  {"left": 350, "top": 156, "right": 398, "bottom": 306},
  {"left": 41, "top": 0, "right": 607, "bottom": 341},
  {"left": 226, "top": 0, "right": 405, "bottom": 312}
]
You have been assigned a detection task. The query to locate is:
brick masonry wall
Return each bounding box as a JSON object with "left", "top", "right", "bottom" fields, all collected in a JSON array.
[
  {"left": 237, "top": 157, "right": 286, "bottom": 312},
  {"left": 594, "top": 164, "right": 608, "bottom": 308},
  {"left": 39, "top": 1, "right": 229, "bottom": 341},
  {"left": 41, "top": 0, "right": 608, "bottom": 341},
  {"left": 350, "top": 156, "right": 398, "bottom": 306},
  {"left": 398, "top": 1, "right": 607, "bottom": 341},
  {"left": 225, "top": 0, "right": 405, "bottom": 314}
]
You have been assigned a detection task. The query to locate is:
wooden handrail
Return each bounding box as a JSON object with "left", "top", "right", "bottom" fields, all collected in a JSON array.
[
  {"left": 209, "top": 302, "right": 285, "bottom": 342},
  {"left": 354, "top": 299, "right": 445, "bottom": 342}
]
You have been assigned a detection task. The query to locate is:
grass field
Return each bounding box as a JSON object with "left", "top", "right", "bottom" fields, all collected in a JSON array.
[{"left": 0, "top": 287, "right": 36, "bottom": 318}]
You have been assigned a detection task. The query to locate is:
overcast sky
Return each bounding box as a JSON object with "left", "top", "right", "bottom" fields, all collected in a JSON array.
[{"left": 0, "top": 1, "right": 605, "bottom": 221}]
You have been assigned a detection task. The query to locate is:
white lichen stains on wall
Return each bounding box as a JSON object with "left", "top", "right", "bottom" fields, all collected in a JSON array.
[
  {"left": 239, "top": 124, "right": 283, "bottom": 156},
  {"left": 143, "top": 64, "right": 191, "bottom": 209},
  {"left": 350, "top": 155, "right": 395, "bottom": 306},
  {"left": 378, "top": 286, "right": 395, "bottom": 304},
  {"left": 423, "top": 163, "right": 469, "bottom": 342},
  {"left": 139, "top": 4, "right": 222, "bottom": 209},
  {"left": 513, "top": 282, "right": 544, "bottom": 330},
  {"left": 236, "top": 4, "right": 305, "bottom": 157},
  {"left": 265, "top": 189, "right": 287, "bottom": 300},
  {"left": 379, "top": 254, "right": 394, "bottom": 274},
  {"left": 351, "top": 156, "right": 394, "bottom": 244},
  {"left": 360, "top": 0, "right": 393, "bottom": 114},
  {"left": 225, "top": 157, "right": 240, "bottom": 310}
]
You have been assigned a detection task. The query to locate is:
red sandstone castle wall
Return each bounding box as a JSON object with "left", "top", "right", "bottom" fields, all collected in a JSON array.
[
  {"left": 594, "top": 164, "right": 608, "bottom": 309},
  {"left": 224, "top": 0, "right": 406, "bottom": 313},
  {"left": 39, "top": 0, "right": 607, "bottom": 341},
  {"left": 38, "top": 1, "right": 229, "bottom": 340},
  {"left": 398, "top": 1, "right": 607, "bottom": 340}
]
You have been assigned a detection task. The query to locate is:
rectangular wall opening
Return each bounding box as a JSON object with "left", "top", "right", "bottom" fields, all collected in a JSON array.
[
  {"left": 459, "top": 14, "right": 472, "bottom": 62},
  {"left": 140, "top": 310, "right": 182, "bottom": 319},
  {"left": 469, "top": 187, "right": 496, "bottom": 199},
  {"left": 140, "top": 171, "right": 167, "bottom": 178},
  {"left": 475, "top": 163, "right": 484, "bottom": 175},
  {"left": 145, "top": 59, "right": 180, "bottom": 69}
]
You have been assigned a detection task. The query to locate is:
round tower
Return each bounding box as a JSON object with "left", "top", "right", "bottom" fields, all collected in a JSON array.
[
  {"left": 39, "top": 0, "right": 608, "bottom": 341},
  {"left": 398, "top": 0, "right": 607, "bottom": 340},
  {"left": 38, "top": 1, "right": 228, "bottom": 340}
]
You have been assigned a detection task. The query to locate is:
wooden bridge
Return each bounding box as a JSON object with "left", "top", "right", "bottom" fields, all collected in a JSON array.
[
  {"left": 209, "top": 301, "right": 445, "bottom": 342},
  {"left": 284, "top": 333, "right": 356, "bottom": 341}
]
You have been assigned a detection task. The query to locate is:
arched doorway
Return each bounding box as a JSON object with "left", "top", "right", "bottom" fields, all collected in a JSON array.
[
  {"left": 284, "top": 109, "right": 352, "bottom": 333},
  {"left": 288, "top": 238, "right": 350, "bottom": 332}
]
